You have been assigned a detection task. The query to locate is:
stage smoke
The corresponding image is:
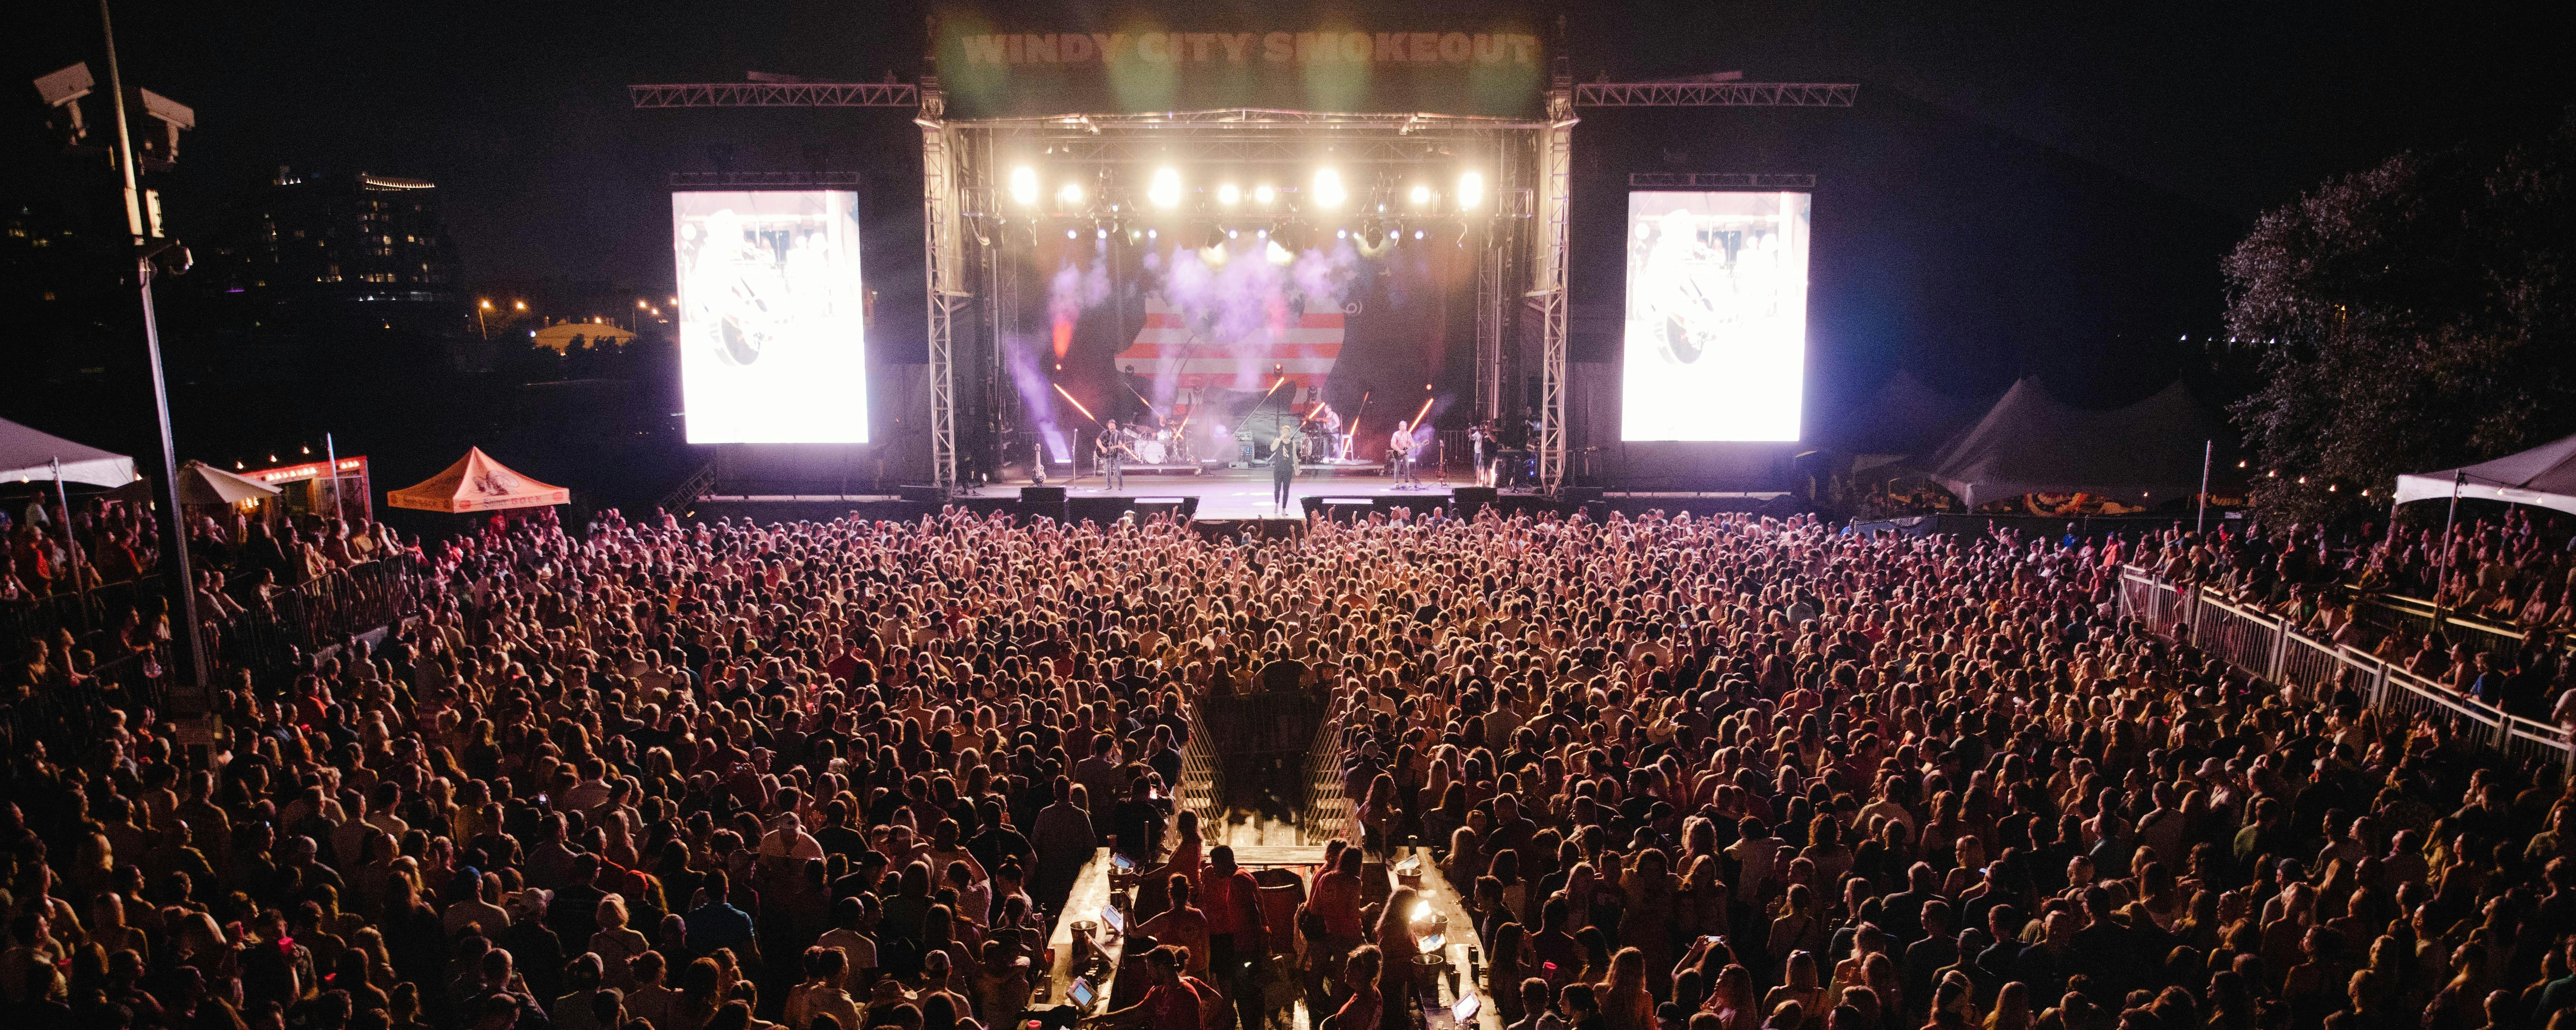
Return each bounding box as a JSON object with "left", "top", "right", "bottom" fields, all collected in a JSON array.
[
  {"left": 1048, "top": 254, "right": 1112, "bottom": 359},
  {"left": 1005, "top": 333, "right": 1072, "bottom": 462}
]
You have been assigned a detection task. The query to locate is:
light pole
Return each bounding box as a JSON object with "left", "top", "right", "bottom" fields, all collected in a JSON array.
[
  {"left": 477, "top": 298, "right": 493, "bottom": 339},
  {"left": 100, "top": 0, "right": 209, "bottom": 711}
]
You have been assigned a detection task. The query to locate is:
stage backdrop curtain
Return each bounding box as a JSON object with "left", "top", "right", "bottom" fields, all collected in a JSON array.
[
  {"left": 0, "top": 416, "right": 138, "bottom": 487},
  {"left": 2393, "top": 433, "right": 2576, "bottom": 517},
  {"left": 387, "top": 447, "right": 569, "bottom": 513},
  {"left": 1924, "top": 377, "right": 2240, "bottom": 510}
]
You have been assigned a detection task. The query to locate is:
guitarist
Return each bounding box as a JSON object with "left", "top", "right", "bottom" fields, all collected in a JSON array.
[
  {"left": 1389, "top": 423, "right": 1418, "bottom": 486},
  {"left": 1095, "top": 420, "right": 1134, "bottom": 490}
]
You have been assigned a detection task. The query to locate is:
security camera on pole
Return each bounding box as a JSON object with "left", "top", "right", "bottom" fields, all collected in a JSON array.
[{"left": 96, "top": 0, "right": 211, "bottom": 715}]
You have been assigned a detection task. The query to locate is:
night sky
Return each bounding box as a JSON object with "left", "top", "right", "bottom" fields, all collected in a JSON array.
[{"left": 13, "top": 0, "right": 2563, "bottom": 290}]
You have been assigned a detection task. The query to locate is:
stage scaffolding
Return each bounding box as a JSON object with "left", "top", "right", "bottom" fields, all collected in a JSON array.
[
  {"left": 912, "top": 95, "right": 1554, "bottom": 494},
  {"left": 636, "top": 72, "right": 1853, "bottom": 499}
]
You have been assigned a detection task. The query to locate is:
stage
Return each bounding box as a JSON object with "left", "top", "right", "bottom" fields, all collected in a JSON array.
[
  {"left": 1026, "top": 468, "right": 1467, "bottom": 520},
  {"left": 683, "top": 465, "right": 1807, "bottom": 531}
]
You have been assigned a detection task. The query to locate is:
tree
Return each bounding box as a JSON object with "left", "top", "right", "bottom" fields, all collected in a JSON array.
[{"left": 2224, "top": 111, "right": 2576, "bottom": 524}]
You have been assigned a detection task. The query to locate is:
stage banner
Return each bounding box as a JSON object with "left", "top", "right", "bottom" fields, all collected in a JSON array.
[{"left": 932, "top": 9, "right": 1548, "bottom": 120}]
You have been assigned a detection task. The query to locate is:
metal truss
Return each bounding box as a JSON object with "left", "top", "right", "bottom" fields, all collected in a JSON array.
[
  {"left": 629, "top": 82, "right": 919, "bottom": 108},
  {"left": 1475, "top": 241, "right": 1505, "bottom": 422},
  {"left": 1533, "top": 64, "right": 1576, "bottom": 497},
  {"left": 1628, "top": 172, "right": 1816, "bottom": 190},
  {"left": 921, "top": 82, "right": 965, "bottom": 496},
  {"left": 1575, "top": 82, "right": 1858, "bottom": 107},
  {"left": 668, "top": 170, "right": 865, "bottom": 188}
]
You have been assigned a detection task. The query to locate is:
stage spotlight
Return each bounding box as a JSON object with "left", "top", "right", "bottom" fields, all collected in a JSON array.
[
  {"left": 1147, "top": 228, "right": 1158, "bottom": 240},
  {"left": 1010, "top": 166, "right": 1039, "bottom": 206},
  {"left": 1414, "top": 229, "right": 1426, "bottom": 240},
  {"left": 1253, "top": 184, "right": 1276, "bottom": 205},
  {"left": 1066, "top": 229, "right": 1079, "bottom": 239},
  {"left": 1226, "top": 228, "right": 1238, "bottom": 238},
  {"left": 1336, "top": 228, "right": 1348, "bottom": 239},
  {"left": 1217, "top": 182, "right": 1241, "bottom": 206},
  {"left": 1312, "top": 167, "right": 1346, "bottom": 209},
  {"left": 1255, "top": 229, "right": 1267, "bottom": 239},
  {"left": 1097, "top": 227, "right": 1109, "bottom": 240},
  {"left": 1409, "top": 184, "right": 1432, "bottom": 207},
  {"left": 1058, "top": 182, "right": 1085, "bottom": 207},
  {"left": 1458, "top": 170, "right": 1485, "bottom": 210},
  {"left": 1148, "top": 167, "right": 1182, "bottom": 209}
]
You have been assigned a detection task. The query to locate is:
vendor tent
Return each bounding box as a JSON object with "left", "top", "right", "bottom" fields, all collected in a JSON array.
[
  {"left": 0, "top": 416, "right": 138, "bottom": 487},
  {"left": 387, "top": 448, "right": 568, "bottom": 513},
  {"left": 1925, "top": 378, "right": 2240, "bottom": 509},
  {"left": 2394, "top": 433, "right": 2576, "bottom": 517},
  {"left": 1833, "top": 371, "right": 1993, "bottom": 459},
  {"left": 175, "top": 460, "right": 281, "bottom": 506}
]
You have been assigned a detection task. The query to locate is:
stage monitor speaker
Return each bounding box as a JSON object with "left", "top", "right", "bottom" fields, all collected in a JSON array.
[
  {"left": 1306, "top": 495, "right": 1383, "bottom": 521},
  {"left": 1020, "top": 485, "right": 1068, "bottom": 523},
  {"left": 898, "top": 485, "right": 948, "bottom": 504},
  {"left": 1067, "top": 496, "right": 1134, "bottom": 524},
  {"left": 1130, "top": 496, "right": 1200, "bottom": 521}
]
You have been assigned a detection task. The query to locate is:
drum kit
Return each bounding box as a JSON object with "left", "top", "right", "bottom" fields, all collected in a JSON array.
[
  {"left": 1131, "top": 431, "right": 1171, "bottom": 466},
  {"left": 1123, "top": 427, "right": 1200, "bottom": 466}
]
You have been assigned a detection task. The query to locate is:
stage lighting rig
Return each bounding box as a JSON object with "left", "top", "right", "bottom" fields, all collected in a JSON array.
[
  {"left": 1148, "top": 167, "right": 1182, "bottom": 209},
  {"left": 1457, "top": 170, "right": 1485, "bottom": 210},
  {"left": 1409, "top": 184, "right": 1433, "bottom": 207},
  {"left": 1216, "top": 182, "right": 1241, "bottom": 206},
  {"left": 1253, "top": 184, "right": 1276, "bottom": 206},
  {"left": 1057, "top": 182, "right": 1085, "bottom": 209},
  {"left": 1010, "top": 166, "right": 1039, "bottom": 207}
]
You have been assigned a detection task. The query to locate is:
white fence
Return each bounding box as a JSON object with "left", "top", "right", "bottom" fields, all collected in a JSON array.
[{"left": 2119, "top": 566, "right": 2575, "bottom": 771}]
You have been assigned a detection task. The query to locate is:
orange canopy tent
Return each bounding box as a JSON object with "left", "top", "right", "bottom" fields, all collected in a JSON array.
[{"left": 386, "top": 448, "right": 568, "bottom": 513}]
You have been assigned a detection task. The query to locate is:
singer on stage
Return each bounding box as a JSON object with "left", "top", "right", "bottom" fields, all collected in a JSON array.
[{"left": 1272, "top": 425, "right": 1298, "bottom": 512}]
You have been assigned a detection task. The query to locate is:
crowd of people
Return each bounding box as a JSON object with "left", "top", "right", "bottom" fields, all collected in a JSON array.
[
  {"left": 3, "top": 501, "right": 2576, "bottom": 1030},
  {"left": 2127, "top": 510, "right": 2576, "bottom": 721}
]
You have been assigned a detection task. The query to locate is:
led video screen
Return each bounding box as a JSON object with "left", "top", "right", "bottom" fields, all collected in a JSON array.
[
  {"left": 1620, "top": 191, "right": 1810, "bottom": 442},
  {"left": 673, "top": 191, "right": 869, "bottom": 443}
]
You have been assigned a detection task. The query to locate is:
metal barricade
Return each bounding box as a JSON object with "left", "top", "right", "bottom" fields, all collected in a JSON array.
[{"left": 2124, "top": 565, "right": 2574, "bottom": 772}]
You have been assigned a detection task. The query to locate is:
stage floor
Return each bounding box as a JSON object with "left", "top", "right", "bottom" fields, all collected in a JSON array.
[{"left": 977, "top": 468, "right": 1478, "bottom": 520}]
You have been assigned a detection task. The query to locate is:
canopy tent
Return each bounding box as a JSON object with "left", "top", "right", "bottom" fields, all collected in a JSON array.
[
  {"left": 387, "top": 448, "right": 568, "bottom": 513},
  {"left": 0, "top": 416, "right": 138, "bottom": 487},
  {"left": 2394, "top": 433, "right": 2576, "bottom": 517},
  {"left": 1832, "top": 370, "right": 1994, "bottom": 460},
  {"left": 175, "top": 460, "right": 281, "bottom": 506},
  {"left": 1925, "top": 377, "right": 2242, "bottom": 510}
]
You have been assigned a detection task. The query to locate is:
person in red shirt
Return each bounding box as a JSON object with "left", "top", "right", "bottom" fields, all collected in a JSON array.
[
  {"left": 1309, "top": 845, "right": 1367, "bottom": 951},
  {"left": 1198, "top": 845, "right": 1269, "bottom": 1030},
  {"left": 1098, "top": 946, "right": 1200, "bottom": 1030}
]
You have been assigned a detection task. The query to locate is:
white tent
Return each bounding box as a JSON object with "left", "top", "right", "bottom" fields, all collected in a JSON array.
[
  {"left": 0, "top": 416, "right": 138, "bottom": 487},
  {"left": 176, "top": 460, "right": 282, "bottom": 506},
  {"left": 2394, "top": 432, "right": 2576, "bottom": 517}
]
